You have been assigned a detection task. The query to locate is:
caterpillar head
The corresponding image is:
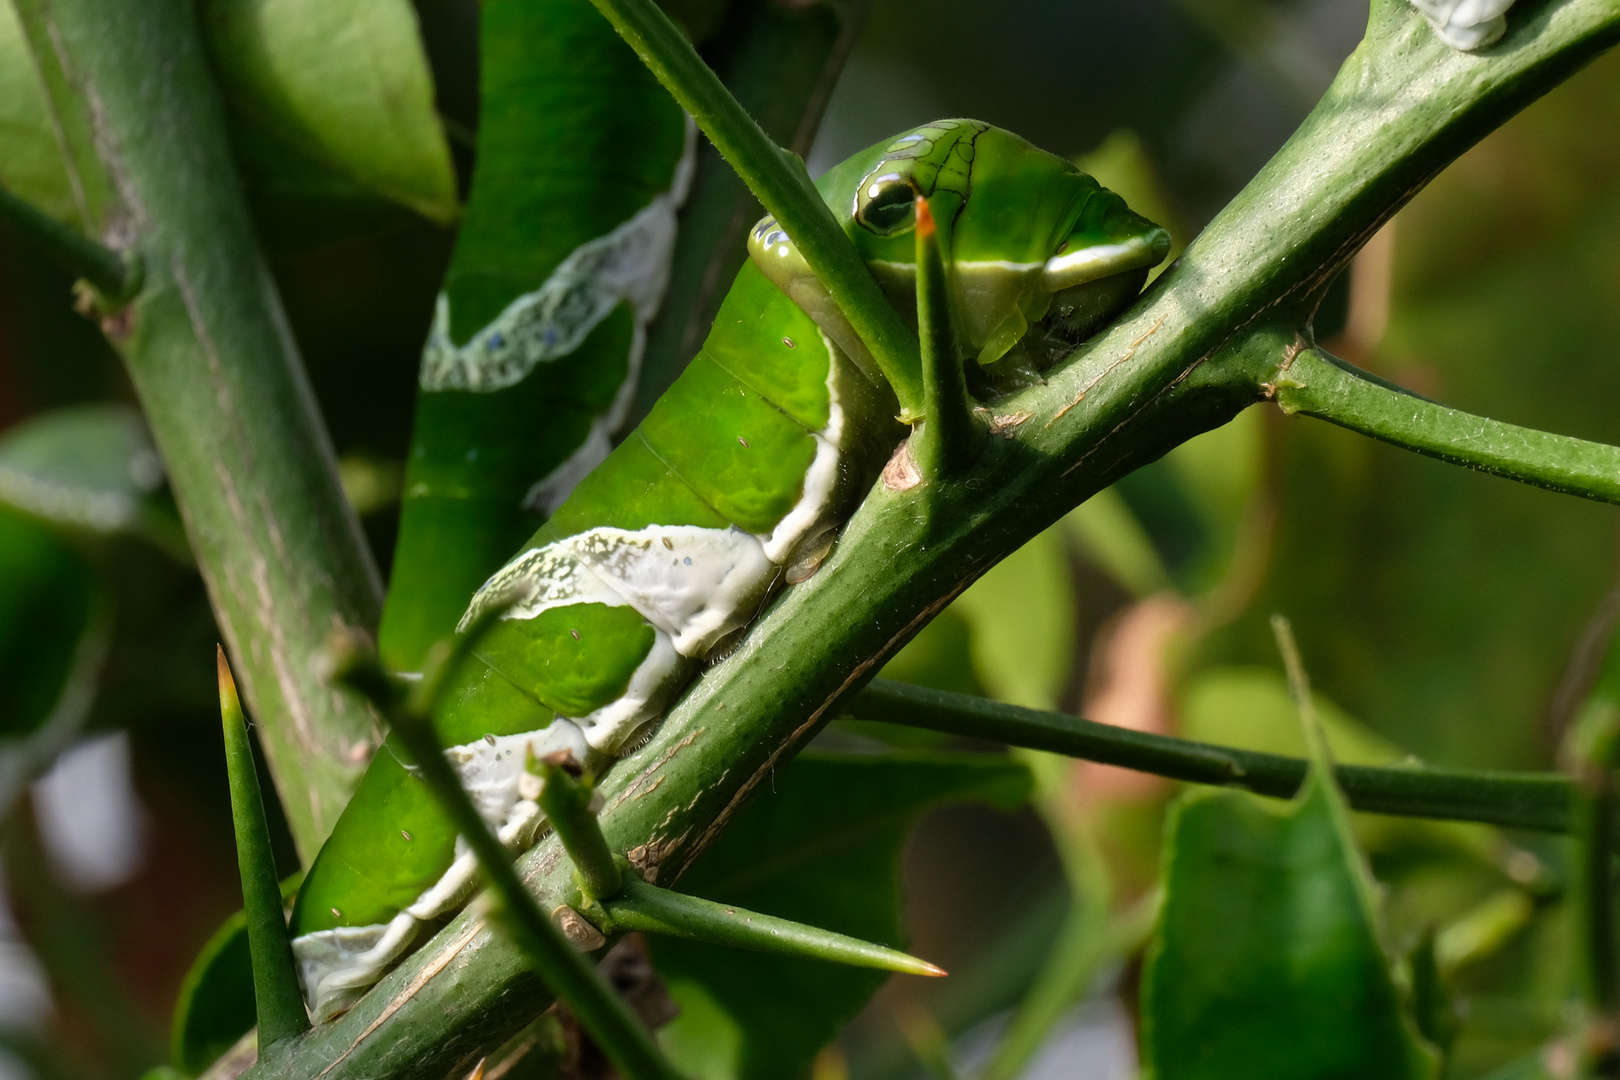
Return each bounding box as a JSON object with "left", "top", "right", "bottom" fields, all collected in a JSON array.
[{"left": 750, "top": 120, "right": 1171, "bottom": 381}]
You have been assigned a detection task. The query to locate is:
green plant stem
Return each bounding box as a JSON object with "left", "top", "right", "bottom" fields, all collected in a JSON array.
[
  {"left": 631, "top": 0, "right": 867, "bottom": 424},
  {"left": 535, "top": 761, "right": 622, "bottom": 900},
  {"left": 850, "top": 679, "right": 1574, "bottom": 833},
  {"left": 216, "top": 649, "right": 309, "bottom": 1047},
  {"left": 330, "top": 641, "right": 686, "bottom": 1080},
  {"left": 1571, "top": 704, "right": 1620, "bottom": 1065},
  {"left": 598, "top": 876, "right": 946, "bottom": 977},
  {"left": 912, "top": 197, "right": 981, "bottom": 477},
  {"left": 20, "top": 0, "right": 385, "bottom": 861},
  {"left": 582, "top": 0, "right": 925, "bottom": 418},
  {"left": 0, "top": 184, "right": 138, "bottom": 301},
  {"left": 240, "top": 5, "right": 1620, "bottom": 1076},
  {"left": 1274, "top": 347, "right": 1620, "bottom": 505}
]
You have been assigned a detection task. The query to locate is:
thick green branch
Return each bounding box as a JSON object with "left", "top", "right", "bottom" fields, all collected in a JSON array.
[
  {"left": 1274, "top": 347, "right": 1620, "bottom": 504},
  {"left": 22, "top": 0, "right": 385, "bottom": 861},
  {"left": 242, "top": 4, "right": 1620, "bottom": 1076},
  {"left": 0, "top": 184, "right": 138, "bottom": 301},
  {"left": 849, "top": 679, "right": 1573, "bottom": 833},
  {"left": 583, "top": 0, "right": 924, "bottom": 417}
]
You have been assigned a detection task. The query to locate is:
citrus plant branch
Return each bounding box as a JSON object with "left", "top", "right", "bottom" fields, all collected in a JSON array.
[
  {"left": 16, "top": 0, "right": 386, "bottom": 862},
  {"left": 242, "top": 2, "right": 1620, "bottom": 1075},
  {"left": 849, "top": 679, "right": 1574, "bottom": 832},
  {"left": 0, "top": 183, "right": 138, "bottom": 300},
  {"left": 583, "top": 0, "right": 926, "bottom": 417},
  {"left": 1273, "top": 347, "right": 1620, "bottom": 504}
]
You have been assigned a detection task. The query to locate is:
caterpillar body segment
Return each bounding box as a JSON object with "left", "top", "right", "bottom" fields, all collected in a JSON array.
[
  {"left": 290, "top": 119, "right": 1171, "bottom": 1022},
  {"left": 379, "top": 0, "right": 694, "bottom": 673}
]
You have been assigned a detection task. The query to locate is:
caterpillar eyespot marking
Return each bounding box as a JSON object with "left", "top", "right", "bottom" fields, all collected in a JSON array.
[{"left": 289, "top": 118, "right": 1170, "bottom": 1022}]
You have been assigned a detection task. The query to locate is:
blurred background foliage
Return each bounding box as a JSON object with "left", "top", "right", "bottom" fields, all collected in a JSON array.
[{"left": 0, "top": 0, "right": 1614, "bottom": 1077}]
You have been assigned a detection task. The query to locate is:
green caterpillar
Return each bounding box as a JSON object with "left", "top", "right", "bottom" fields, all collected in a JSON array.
[
  {"left": 378, "top": 0, "right": 693, "bottom": 672},
  {"left": 290, "top": 118, "right": 1170, "bottom": 1021}
]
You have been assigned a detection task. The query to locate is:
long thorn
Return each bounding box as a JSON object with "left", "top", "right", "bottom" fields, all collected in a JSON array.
[
  {"left": 533, "top": 756, "right": 621, "bottom": 900},
  {"left": 579, "top": 0, "right": 924, "bottom": 418},
  {"left": 325, "top": 634, "right": 686, "bottom": 1080},
  {"left": 601, "top": 876, "right": 945, "bottom": 978},
  {"left": 0, "top": 184, "right": 141, "bottom": 302},
  {"left": 217, "top": 647, "right": 309, "bottom": 1046},
  {"left": 911, "top": 196, "right": 983, "bottom": 480}
]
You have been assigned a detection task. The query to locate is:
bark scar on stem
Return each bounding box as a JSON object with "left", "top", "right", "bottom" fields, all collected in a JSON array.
[
  {"left": 606, "top": 728, "right": 704, "bottom": 813},
  {"left": 315, "top": 920, "right": 486, "bottom": 1080},
  {"left": 1046, "top": 316, "right": 1166, "bottom": 428}
]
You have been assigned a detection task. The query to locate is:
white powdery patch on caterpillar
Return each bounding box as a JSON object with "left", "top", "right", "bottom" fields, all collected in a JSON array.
[
  {"left": 758, "top": 330, "right": 848, "bottom": 564},
  {"left": 420, "top": 119, "right": 696, "bottom": 395},
  {"left": 574, "top": 630, "right": 685, "bottom": 754},
  {"left": 293, "top": 720, "right": 589, "bottom": 1023},
  {"left": 1408, "top": 0, "right": 1514, "bottom": 49},
  {"left": 562, "top": 525, "right": 776, "bottom": 658},
  {"left": 461, "top": 542, "right": 629, "bottom": 629}
]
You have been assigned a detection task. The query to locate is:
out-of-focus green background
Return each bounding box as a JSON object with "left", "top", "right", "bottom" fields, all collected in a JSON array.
[{"left": 0, "top": 1, "right": 1614, "bottom": 1077}]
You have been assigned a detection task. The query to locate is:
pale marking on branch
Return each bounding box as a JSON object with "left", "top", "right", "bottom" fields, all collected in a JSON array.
[
  {"left": 627, "top": 828, "right": 690, "bottom": 884},
  {"left": 1045, "top": 314, "right": 1169, "bottom": 428},
  {"left": 314, "top": 920, "right": 487, "bottom": 1080},
  {"left": 690, "top": 577, "right": 975, "bottom": 861},
  {"left": 1062, "top": 353, "right": 1210, "bottom": 481},
  {"left": 987, "top": 410, "right": 1032, "bottom": 436},
  {"left": 606, "top": 729, "right": 703, "bottom": 812},
  {"left": 181, "top": 263, "right": 320, "bottom": 760}
]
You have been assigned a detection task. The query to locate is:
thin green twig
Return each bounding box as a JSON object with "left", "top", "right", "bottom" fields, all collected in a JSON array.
[
  {"left": 1274, "top": 348, "right": 1620, "bottom": 505},
  {"left": 328, "top": 627, "right": 686, "bottom": 1080},
  {"left": 534, "top": 758, "right": 622, "bottom": 900},
  {"left": 581, "top": 0, "right": 925, "bottom": 417},
  {"left": 0, "top": 184, "right": 139, "bottom": 301},
  {"left": 850, "top": 679, "right": 1573, "bottom": 833},
  {"left": 217, "top": 648, "right": 309, "bottom": 1048}
]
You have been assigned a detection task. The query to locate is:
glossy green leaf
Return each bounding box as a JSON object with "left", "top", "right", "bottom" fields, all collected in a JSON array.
[
  {"left": 649, "top": 751, "right": 1031, "bottom": 1080},
  {"left": 198, "top": 0, "right": 458, "bottom": 227},
  {"left": 1141, "top": 770, "right": 1439, "bottom": 1078},
  {"left": 0, "top": 0, "right": 80, "bottom": 224},
  {"left": 0, "top": 405, "right": 177, "bottom": 540},
  {"left": 948, "top": 524, "right": 1076, "bottom": 710},
  {"left": 171, "top": 874, "right": 302, "bottom": 1076}
]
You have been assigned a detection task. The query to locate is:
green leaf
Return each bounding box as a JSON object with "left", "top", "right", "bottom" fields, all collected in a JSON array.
[
  {"left": 198, "top": 0, "right": 458, "bottom": 227},
  {"left": 0, "top": 404, "right": 171, "bottom": 535},
  {"left": 0, "top": 0, "right": 80, "bottom": 224},
  {"left": 1141, "top": 770, "right": 1440, "bottom": 1078},
  {"left": 648, "top": 751, "right": 1031, "bottom": 1080},
  {"left": 0, "top": 0, "right": 116, "bottom": 233},
  {"left": 948, "top": 525, "right": 1076, "bottom": 710},
  {"left": 171, "top": 874, "right": 302, "bottom": 1075},
  {"left": 0, "top": 505, "right": 99, "bottom": 741}
]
